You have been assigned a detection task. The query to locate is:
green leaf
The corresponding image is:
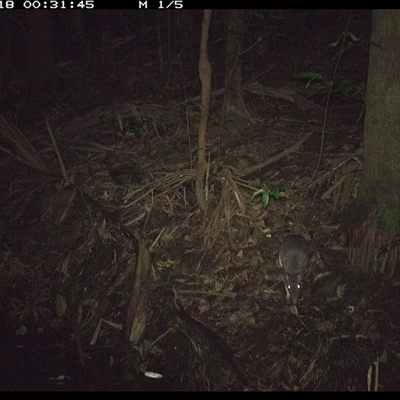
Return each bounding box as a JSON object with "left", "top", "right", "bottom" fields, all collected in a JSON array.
[
  {"left": 56, "top": 293, "right": 67, "bottom": 317},
  {"left": 269, "top": 189, "right": 280, "bottom": 199},
  {"left": 262, "top": 191, "right": 270, "bottom": 207}
]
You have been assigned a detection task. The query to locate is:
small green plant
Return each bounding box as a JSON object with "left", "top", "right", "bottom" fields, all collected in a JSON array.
[
  {"left": 294, "top": 30, "right": 367, "bottom": 121},
  {"left": 122, "top": 174, "right": 140, "bottom": 194},
  {"left": 292, "top": 29, "right": 369, "bottom": 184},
  {"left": 329, "top": 31, "right": 366, "bottom": 59},
  {"left": 295, "top": 71, "right": 365, "bottom": 104},
  {"left": 252, "top": 186, "right": 288, "bottom": 208}
]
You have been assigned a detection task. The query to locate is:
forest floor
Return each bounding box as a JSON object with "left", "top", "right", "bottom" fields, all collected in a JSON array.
[{"left": 2, "top": 10, "right": 398, "bottom": 391}]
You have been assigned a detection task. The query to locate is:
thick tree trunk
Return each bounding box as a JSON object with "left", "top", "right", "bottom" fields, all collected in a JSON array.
[
  {"left": 348, "top": 10, "right": 400, "bottom": 278},
  {"left": 222, "top": 10, "right": 252, "bottom": 122}
]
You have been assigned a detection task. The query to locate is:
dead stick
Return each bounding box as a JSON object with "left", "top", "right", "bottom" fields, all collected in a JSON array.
[{"left": 240, "top": 131, "right": 313, "bottom": 177}]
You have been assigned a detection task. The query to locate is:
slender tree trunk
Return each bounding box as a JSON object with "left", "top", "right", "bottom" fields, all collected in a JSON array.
[{"left": 195, "top": 10, "right": 212, "bottom": 210}]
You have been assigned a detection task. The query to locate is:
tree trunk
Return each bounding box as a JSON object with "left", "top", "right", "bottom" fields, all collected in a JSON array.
[
  {"left": 23, "top": 10, "right": 56, "bottom": 96},
  {"left": 195, "top": 10, "right": 212, "bottom": 211},
  {"left": 347, "top": 10, "right": 400, "bottom": 278},
  {"left": 222, "top": 10, "right": 252, "bottom": 122},
  {"left": 19, "top": 10, "right": 56, "bottom": 125}
]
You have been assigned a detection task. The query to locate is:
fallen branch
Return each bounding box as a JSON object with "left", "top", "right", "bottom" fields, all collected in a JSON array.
[{"left": 239, "top": 131, "right": 313, "bottom": 177}]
